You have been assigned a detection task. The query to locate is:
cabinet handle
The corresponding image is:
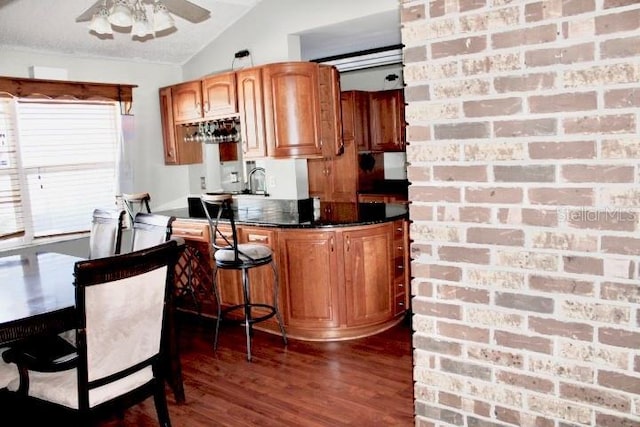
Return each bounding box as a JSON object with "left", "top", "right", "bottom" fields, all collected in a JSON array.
[
  {"left": 248, "top": 234, "right": 268, "bottom": 242},
  {"left": 204, "top": 101, "right": 210, "bottom": 114},
  {"left": 398, "top": 283, "right": 404, "bottom": 288},
  {"left": 397, "top": 265, "right": 404, "bottom": 269},
  {"left": 346, "top": 236, "right": 350, "bottom": 252},
  {"left": 330, "top": 236, "right": 334, "bottom": 252},
  {"left": 398, "top": 302, "right": 405, "bottom": 307}
]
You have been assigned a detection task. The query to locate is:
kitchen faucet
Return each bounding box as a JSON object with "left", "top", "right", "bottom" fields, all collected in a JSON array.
[{"left": 248, "top": 167, "right": 267, "bottom": 195}]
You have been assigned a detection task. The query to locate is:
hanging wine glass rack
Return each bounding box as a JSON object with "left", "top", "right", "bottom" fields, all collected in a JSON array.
[{"left": 181, "top": 117, "right": 241, "bottom": 144}]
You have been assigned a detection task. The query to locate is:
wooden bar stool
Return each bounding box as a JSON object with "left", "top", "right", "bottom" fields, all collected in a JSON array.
[{"left": 200, "top": 193, "right": 287, "bottom": 361}]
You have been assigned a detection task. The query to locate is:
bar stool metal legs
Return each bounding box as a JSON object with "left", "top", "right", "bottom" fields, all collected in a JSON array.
[{"left": 211, "top": 260, "right": 287, "bottom": 361}]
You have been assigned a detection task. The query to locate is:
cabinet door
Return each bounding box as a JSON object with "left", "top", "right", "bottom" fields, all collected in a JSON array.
[
  {"left": 369, "top": 89, "right": 405, "bottom": 152},
  {"left": 172, "top": 80, "right": 203, "bottom": 123},
  {"left": 262, "top": 62, "right": 322, "bottom": 158},
  {"left": 237, "top": 67, "right": 267, "bottom": 159},
  {"left": 214, "top": 225, "right": 243, "bottom": 308},
  {"left": 307, "top": 157, "right": 328, "bottom": 200},
  {"left": 159, "top": 87, "right": 202, "bottom": 165},
  {"left": 239, "top": 226, "right": 278, "bottom": 318},
  {"left": 159, "top": 87, "right": 178, "bottom": 165},
  {"left": 343, "top": 223, "right": 394, "bottom": 326},
  {"left": 342, "top": 90, "right": 370, "bottom": 152},
  {"left": 202, "top": 72, "right": 237, "bottom": 118},
  {"left": 278, "top": 229, "right": 340, "bottom": 328}
]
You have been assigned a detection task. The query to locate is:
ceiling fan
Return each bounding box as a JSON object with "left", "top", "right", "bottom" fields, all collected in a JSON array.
[{"left": 76, "top": 0, "right": 211, "bottom": 24}]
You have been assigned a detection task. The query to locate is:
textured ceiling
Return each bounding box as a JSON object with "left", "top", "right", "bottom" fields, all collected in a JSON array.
[
  {"left": 0, "top": 0, "right": 401, "bottom": 66},
  {"left": 0, "top": 0, "right": 260, "bottom": 65}
]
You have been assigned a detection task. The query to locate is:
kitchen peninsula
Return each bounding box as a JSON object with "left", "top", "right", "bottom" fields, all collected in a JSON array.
[{"left": 161, "top": 198, "right": 410, "bottom": 341}]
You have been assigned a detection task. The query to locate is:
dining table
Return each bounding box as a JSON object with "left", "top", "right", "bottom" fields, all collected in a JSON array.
[{"left": 0, "top": 251, "right": 186, "bottom": 403}]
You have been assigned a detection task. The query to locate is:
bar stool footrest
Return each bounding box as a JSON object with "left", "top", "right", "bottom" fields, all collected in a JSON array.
[{"left": 220, "top": 303, "right": 277, "bottom": 325}]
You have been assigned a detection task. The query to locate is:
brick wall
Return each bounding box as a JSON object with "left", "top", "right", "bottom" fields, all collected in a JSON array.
[{"left": 402, "top": 0, "right": 640, "bottom": 425}]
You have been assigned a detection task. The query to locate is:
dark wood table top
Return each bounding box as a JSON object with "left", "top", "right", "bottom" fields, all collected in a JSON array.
[{"left": 0, "top": 252, "right": 80, "bottom": 345}]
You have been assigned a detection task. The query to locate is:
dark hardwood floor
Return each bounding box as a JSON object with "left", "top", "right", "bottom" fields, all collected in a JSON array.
[{"left": 1, "top": 314, "right": 414, "bottom": 426}]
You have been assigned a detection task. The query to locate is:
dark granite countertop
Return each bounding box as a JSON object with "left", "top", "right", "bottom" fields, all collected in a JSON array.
[{"left": 158, "top": 199, "right": 408, "bottom": 229}]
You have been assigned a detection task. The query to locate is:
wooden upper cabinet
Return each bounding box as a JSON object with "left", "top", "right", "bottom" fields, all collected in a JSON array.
[
  {"left": 369, "top": 89, "right": 405, "bottom": 152},
  {"left": 262, "top": 62, "right": 325, "bottom": 158},
  {"left": 341, "top": 90, "right": 370, "bottom": 152},
  {"left": 159, "top": 87, "right": 202, "bottom": 165},
  {"left": 237, "top": 67, "right": 267, "bottom": 159},
  {"left": 202, "top": 72, "right": 237, "bottom": 118},
  {"left": 172, "top": 80, "right": 203, "bottom": 123}
]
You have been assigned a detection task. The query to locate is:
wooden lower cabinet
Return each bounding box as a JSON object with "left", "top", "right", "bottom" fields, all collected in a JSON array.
[{"left": 171, "top": 218, "right": 408, "bottom": 341}]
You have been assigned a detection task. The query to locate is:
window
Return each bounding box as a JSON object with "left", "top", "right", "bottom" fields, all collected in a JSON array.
[{"left": 0, "top": 97, "right": 121, "bottom": 249}]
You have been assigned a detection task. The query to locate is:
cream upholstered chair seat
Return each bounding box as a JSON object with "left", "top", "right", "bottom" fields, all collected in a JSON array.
[
  {"left": 0, "top": 347, "right": 19, "bottom": 388},
  {"left": 213, "top": 243, "right": 272, "bottom": 263}
]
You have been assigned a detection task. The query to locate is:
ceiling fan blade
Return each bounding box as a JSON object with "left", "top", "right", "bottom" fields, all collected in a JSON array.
[
  {"left": 162, "top": 0, "right": 210, "bottom": 23},
  {"left": 76, "top": 0, "right": 104, "bottom": 22}
]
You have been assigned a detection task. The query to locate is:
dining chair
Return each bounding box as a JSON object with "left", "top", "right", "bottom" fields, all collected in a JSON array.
[
  {"left": 88, "top": 207, "right": 126, "bottom": 259},
  {"left": 2, "top": 238, "right": 185, "bottom": 426},
  {"left": 122, "top": 192, "right": 152, "bottom": 225},
  {"left": 200, "top": 193, "right": 287, "bottom": 361},
  {"left": 130, "top": 212, "right": 176, "bottom": 252},
  {"left": 0, "top": 347, "right": 19, "bottom": 389}
]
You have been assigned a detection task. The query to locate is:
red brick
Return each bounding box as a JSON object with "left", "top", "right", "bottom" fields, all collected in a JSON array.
[
  {"left": 467, "top": 227, "right": 525, "bottom": 246},
  {"left": 529, "top": 275, "right": 595, "bottom": 296},
  {"left": 525, "top": 2, "right": 545, "bottom": 22},
  {"left": 439, "top": 322, "right": 490, "bottom": 343},
  {"left": 528, "top": 141, "right": 596, "bottom": 159},
  {"left": 495, "top": 292, "right": 554, "bottom": 313},
  {"left": 560, "top": 382, "right": 630, "bottom": 411},
  {"left": 413, "top": 300, "right": 462, "bottom": 320},
  {"left": 494, "top": 330, "right": 553, "bottom": 354},
  {"left": 406, "top": 125, "right": 431, "bottom": 141},
  {"left": 595, "top": 9, "right": 640, "bottom": 35},
  {"left": 563, "top": 0, "right": 595, "bottom": 16},
  {"left": 604, "top": 0, "right": 640, "bottom": 8},
  {"left": 525, "top": 43, "right": 595, "bottom": 67},
  {"left": 463, "top": 98, "right": 521, "bottom": 117},
  {"left": 568, "top": 210, "right": 637, "bottom": 232},
  {"left": 529, "top": 92, "right": 597, "bottom": 113},
  {"left": 495, "top": 118, "right": 557, "bottom": 137},
  {"left": 432, "top": 36, "right": 487, "bottom": 59},
  {"left": 494, "top": 73, "right": 555, "bottom": 92},
  {"left": 413, "top": 335, "right": 461, "bottom": 356},
  {"left": 564, "top": 114, "right": 636, "bottom": 134},
  {"left": 441, "top": 357, "right": 492, "bottom": 380},
  {"left": 598, "top": 370, "right": 640, "bottom": 394},
  {"left": 459, "top": 0, "right": 485, "bottom": 12},
  {"left": 433, "top": 165, "right": 487, "bottom": 182},
  {"left": 494, "top": 165, "right": 555, "bottom": 182},
  {"left": 409, "top": 186, "right": 460, "bottom": 202},
  {"left": 467, "top": 187, "right": 523, "bottom": 204},
  {"left": 602, "top": 236, "right": 640, "bottom": 255},
  {"left": 497, "top": 370, "right": 554, "bottom": 392},
  {"left": 460, "top": 207, "right": 492, "bottom": 223},
  {"left": 562, "top": 165, "right": 635, "bottom": 183},
  {"left": 434, "top": 122, "right": 490, "bottom": 139},
  {"left": 563, "top": 255, "right": 604, "bottom": 276},
  {"left": 438, "top": 391, "right": 462, "bottom": 408},
  {"left": 404, "top": 46, "right": 428, "bottom": 63},
  {"left": 429, "top": 264, "right": 462, "bottom": 282},
  {"left": 596, "top": 413, "right": 640, "bottom": 427},
  {"left": 429, "top": 0, "right": 445, "bottom": 17},
  {"left": 529, "top": 316, "right": 593, "bottom": 341},
  {"left": 405, "top": 84, "right": 430, "bottom": 102},
  {"left": 604, "top": 87, "right": 640, "bottom": 108},
  {"left": 401, "top": 4, "right": 425, "bottom": 22},
  {"left": 529, "top": 187, "right": 594, "bottom": 206},
  {"left": 492, "top": 24, "right": 557, "bottom": 49},
  {"left": 599, "top": 327, "right": 640, "bottom": 349},
  {"left": 438, "top": 284, "right": 490, "bottom": 303},
  {"left": 438, "top": 246, "right": 490, "bottom": 265}
]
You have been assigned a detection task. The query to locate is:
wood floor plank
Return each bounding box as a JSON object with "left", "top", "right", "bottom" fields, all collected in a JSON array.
[{"left": 0, "top": 314, "right": 414, "bottom": 426}]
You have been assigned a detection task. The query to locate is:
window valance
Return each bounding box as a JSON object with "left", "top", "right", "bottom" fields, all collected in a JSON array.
[{"left": 0, "top": 76, "right": 137, "bottom": 113}]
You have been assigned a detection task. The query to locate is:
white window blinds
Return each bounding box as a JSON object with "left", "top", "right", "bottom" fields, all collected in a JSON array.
[
  {"left": 0, "top": 98, "right": 121, "bottom": 243},
  {"left": 0, "top": 99, "right": 24, "bottom": 239}
]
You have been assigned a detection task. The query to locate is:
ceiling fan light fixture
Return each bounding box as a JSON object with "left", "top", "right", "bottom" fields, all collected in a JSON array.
[
  {"left": 132, "top": 3, "right": 152, "bottom": 37},
  {"left": 108, "top": 0, "right": 134, "bottom": 27},
  {"left": 88, "top": 5, "right": 114, "bottom": 35},
  {"left": 152, "top": 1, "right": 175, "bottom": 32}
]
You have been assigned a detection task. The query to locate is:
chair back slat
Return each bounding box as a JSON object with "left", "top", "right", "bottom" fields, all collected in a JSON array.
[
  {"left": 88, "top": 208, "right": 125, "bottom": 259},
  {"left": 130, "top": 213, "right": 175, "bottom": 252},
  {"left": 200, "top": 194, "right": 241, "bottom": 262}
]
